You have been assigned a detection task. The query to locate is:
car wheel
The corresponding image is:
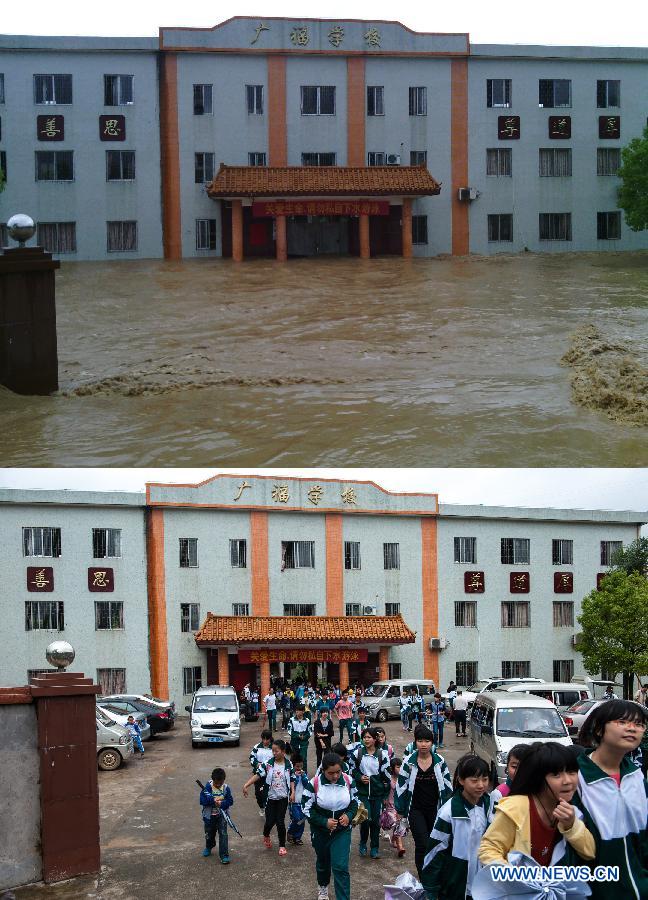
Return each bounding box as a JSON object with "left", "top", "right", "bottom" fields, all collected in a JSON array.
[
  {"left": 98, "top": 748, "right": 123, "bottom": 771},
  {"left": 231, "top": 739, "right": 240, "bottom": 747},
  {"left": 376, "top": 709, "right": 388, "bottom": 723},
  {"left": 191, "top": 740, "right": 199, "bottom": 749}
]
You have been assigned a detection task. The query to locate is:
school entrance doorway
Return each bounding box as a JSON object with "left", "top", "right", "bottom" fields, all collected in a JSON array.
[{"left": 287, "top": 215, "right": 349, "bottom": 256}]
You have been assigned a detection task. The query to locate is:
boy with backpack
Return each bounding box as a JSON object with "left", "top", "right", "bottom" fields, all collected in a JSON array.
[{"left": 199, "top": 767, "right": 234, "bottom": 864}]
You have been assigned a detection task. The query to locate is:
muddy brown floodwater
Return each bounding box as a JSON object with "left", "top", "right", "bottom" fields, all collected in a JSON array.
[{"left": 1, "top": 252, "right": 647, "bottom": 466}]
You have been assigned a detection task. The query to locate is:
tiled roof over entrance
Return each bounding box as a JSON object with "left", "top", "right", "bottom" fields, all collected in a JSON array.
[
  {"left": 206, "top": 165, "right": 442, "bottom": 198},
  {"left": 195, "top": 614, "right": 417, "bottom": 645}
]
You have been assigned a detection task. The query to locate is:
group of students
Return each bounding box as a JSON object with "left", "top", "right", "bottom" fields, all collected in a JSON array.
[{"left": 198, "top": 698, "right": 648, "bottom": 900}]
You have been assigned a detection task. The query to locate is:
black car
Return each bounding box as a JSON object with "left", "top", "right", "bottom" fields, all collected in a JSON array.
[{"left": 98, "top": 695, "right": 175, "bottom": 736}]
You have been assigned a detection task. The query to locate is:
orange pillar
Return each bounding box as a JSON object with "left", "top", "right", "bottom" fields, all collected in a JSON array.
[
  {"left": 339, "top": 660, "right": 349, "bottom": 690},
  {"left": 250, "top": 511, "right": 270, "bottom": 615},
  {"left": 402, "top": 198, "right": 413, "bottom": 258},
  {"left": 347, "top": 58, "right": 366, "bottom": 166},
  {"left": 451, "top": 58, "right": 470, "bottom": 255},
  {"left": 146, "top": 509, "right": 169, "bottom": 699},
  {"left": 217, "top": 648, "right": 229, "bottom": 686},
  {"left": 359, "top": 213, "right": 370, "bottom": 259},
  {"left": 421, "top": 517, "right": 440, "bottom": 685},
  {"left": 268, "top": 57, "right": 287, "bottom": 166},
  {"left": 276, "top": 214, "right": 287, "bottom": 261},
  {"left": 159, "top": 52, "right": 182, "bottom": 260},
  {"left": 232, "top": 201, "right": 244, "bottom": 262},
  {"left": 260, "top": 662, "right": 271, "bottom": 704},
  {"left": 325, "top": 513, "right": 343, "bottom": 616},
  {"left": 379, "top": 646, "right": 390, "bottom": 681}
]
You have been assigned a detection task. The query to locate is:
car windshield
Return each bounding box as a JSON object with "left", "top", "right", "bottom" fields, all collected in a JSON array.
[
  {"left": 100, "top": 705, "right": 127, "bottom": 717},
  {"left": 567, "top": 699, "right": 597, "bottom": 714},
  {"left": 194, "top": 696, "right": 238, "bottom": 712},
  {"left": 496, "top": 707, "right": 567, "bottom": 737},
  {"left": 96, "top": 708, "right": 114, "bottom": 725},
  {"left": 364, "top": 684, "right": 387, "bottom": 697},
  {"left": 468, "top": 681, "right": 491, "bottom": 693}
]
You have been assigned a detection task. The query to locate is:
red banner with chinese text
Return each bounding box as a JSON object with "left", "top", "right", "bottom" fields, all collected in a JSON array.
[
  {"left": 252, "top": 200, "right": 390, "bottom": 218},
  {"left": 238, "top": 648, "right": 369, "bottom": 664}
]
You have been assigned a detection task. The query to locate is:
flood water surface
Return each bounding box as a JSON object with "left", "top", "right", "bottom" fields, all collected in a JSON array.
[{"left": 2, "top": 252, "right": 647, "bottom": 465}]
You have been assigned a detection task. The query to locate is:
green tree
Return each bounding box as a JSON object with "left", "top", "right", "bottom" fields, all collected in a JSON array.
[
  {"left": 610, "top": 537, "right": 648, "bottom": 576},
  {"left": 577, "top": 570, "right": 648, "bottom": 698},
  {"left": 617, "top": 125, "right": 648, "bottom": 231}
]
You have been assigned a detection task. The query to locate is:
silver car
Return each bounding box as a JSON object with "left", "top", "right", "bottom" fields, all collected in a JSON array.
[
  {"left": 98, "top": 703, "right": 151, "bottom": 742},
  {"left": 362, "top": 679, "right": 437, "bottom": 722}
]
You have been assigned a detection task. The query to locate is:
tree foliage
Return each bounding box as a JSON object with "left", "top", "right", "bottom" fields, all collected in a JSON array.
[
  {"left": 577, "top": 570, "right": 648, "bottom": 683},
  {"left": 610, "top": 537, "right": 648, "bottom": 576},
  {"left": 617, "top": 125, "right": 648, "bottom": 232}
]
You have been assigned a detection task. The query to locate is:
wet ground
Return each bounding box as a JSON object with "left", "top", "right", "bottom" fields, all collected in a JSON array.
[{"left": 1, "top": 252, "right": 647, "bottom": 466}]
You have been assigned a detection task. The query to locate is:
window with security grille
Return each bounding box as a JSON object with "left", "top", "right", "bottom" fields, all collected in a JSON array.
[
  {"left": 92, "top": 528, "right": 121, "bottom": 558},
  {"left": 553, "top": 601, "right": 574, "bottom": 627},
  {"left": 106, "top": 150, "right": 135, "bottom": 181},
  {"left": 454, "top": 537, "right": 477, "bottom": 564},
  {"left": 300, "top": 86, "right": 336, "bottom": 115},
  {"left": 367, "top": 86, "right": 384, "bottom": 116},
  {"left": 501, "top": 538, "right": 530, "bottom": 565},
  {"left": 107, "top": 221, "right": 137, "bottom": 252},
  {"left": 488, "top": 214, "right": 513, "bottom": 242},
  {"left": 179, "top": 538, "right": 198, "bottom": 568},
  {"left": 597, "top": 211, "right": 621, "bottom": 240},
  {"left": 23, "top": 526, "right": 61, "bottom": 557},
  {"left": 36, "top": 222, "right": 77, "bottom": 254},
  {"left": 597, "top": 148, "right": 621, "bottom": 176},
  {"left": 553, "top": 659, "right": 574, "bottom": 681},
  {"left": 383, "top": 542, "right": 400, "bottom": 570},
  {"left": 180, "top": 603, "right": 200, "bottom": 632},
  {"left": 456, "top": 661, "right": 478, "bottom": 687},
  {"left": 25, "top": 601, "right": 64, "bottom": 631},
  {"left": 246, "top": 84, "right": 264, "bottom": 114},
  {"left": 409, "top": 87, "right": 427, "bottom": 116},
  {"left": 104, "top": 75, "right": 134, "bottom": 106},
  {"left": 367, "top": 152, "right": 386, "bottom": 166},
  {"left": 346, "top": 603, "right": 362, "bottom": 616},
  {"left": 34, "top": 74, "right": 72, "bottom": 105},
  {"left": 283, "top": 603, "right": 316, "bottom": 616},
  {"left": 194, "top": 152, "right": 215, "bottom": 184},
  {"left": 183, "top": 666, "right": 202, "bottom": 694},
  {"left": 455, "top": 601, "right": 477, "bottom": 627},
  {"left": 196, "top": 219, "right": 217, "bottom": 250},
  {"left": 35, "top": 150, "right": 73, "bottom": 181},
  {"left": 486, "top": 148, "right": 512, "bottom": 176},
  {"left": 193, "top": 84, "right": 213, "bottom": 115},
  {"left": 596, "top": 80, "right": 620, "bottom": 108},
  {"left": 97, "top": 668, "right": 126, "bottom": 695},
  {"left": 281, "top": 541, "right": 315, "bottom": 569},
  {"left": 552, "top": 539, "right": 573, "bottom": 565},
  {"left": 501, "top": 601, "right": 530, "bottom": 627},
  {"left": 539, "top": 148, "right": 572, "bottom": 177},
  {"left": 412, "top": 216, "right": 428, "bottom": 245},
  {"left": 501, "top": 660, "right": 530, "bottom": 678},
  {"left": 600, "top": 540, "right": 622, "bottom": 566},
  {"left": 95, "top": 601, "right": 124, "bottom": 630},
  {"left": 538, "top": 79, "right": 571, "bottom": 108},
  {"left": 232, "top": 603, "right": 250, "bottom": 616},
  {"left": 388, "top": 663, "right": 402, "bottom": 679},
  {"left": 410, "top": 150, "right": 427, "bottom": 166},
  {"left": 301, "top": 152, "right": 336, "bottom": 166},
  {"left": 539, "top": 213, "right": 572, "bottom": 241},
  {"left": 230, "top": 539, "right": 247, "bottom": 568},
  {"left": 487, "top": 79, "right": 512, "bottom": 108},
  {"left": 344, "top": 541, "right": 361, "bottom": 570},
  {"left": 248, "top": 152, "right": 267, "bottom": 166},
  {"left": 385, "top": 602, "right": 400, "bottom": 616}
]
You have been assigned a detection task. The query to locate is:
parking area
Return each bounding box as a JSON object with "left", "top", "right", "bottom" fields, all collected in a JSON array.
[{"left": 13, "top": 717, "right": 466, "bottom": 900}]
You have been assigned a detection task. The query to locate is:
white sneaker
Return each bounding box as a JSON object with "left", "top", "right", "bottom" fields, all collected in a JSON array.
[
  {"left": 317, "top": 887, "right": 329, "bottom": 900},
  {"left": 259, "top": 808, "right": 265, "bottom": 817}
]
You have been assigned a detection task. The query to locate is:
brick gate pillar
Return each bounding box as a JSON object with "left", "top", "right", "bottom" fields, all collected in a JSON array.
[
  {"left": 275, "top": 214, "right": 287, "bottom": 261},
  {"left": 378, "top": 646, "right": 390, "bottom": 681},
  {"left": 232, "top": 200, "right": 244, "bottom": 262},
  {"left": 260, "top": 661, "right": 271, "bottom": 704},
  {"left": 338, "top": 660, "right": 350, "bottom": 690},
  {"left": 217, "top": 647, "right": 230, "bottom": 685},
  {"left": 401, "top": 198, "right": 413, "bottom": 259},
  {"left": 359, "top": 213, "right": 370, "bottom": 259}
]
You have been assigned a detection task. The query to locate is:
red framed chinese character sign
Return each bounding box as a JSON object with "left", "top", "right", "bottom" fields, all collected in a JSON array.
[
  {"left": 37, "top": 115, "right": 65, "bottom": 141},
  {"left": 238, "top": 648, "right": 368, "bottom": 664},
  {"left": 554, "top": 572, "right": 573, "bottom": 594},
  {"left": 464, "top": 572, "right": 485, "bottom": 593},
  {"left": 548, "top": 116, "right": 571, "bottom": 139},
  {"left": 598, "top": 116, "right": 620, "bottom": 139},
  {"left": 27, "top": 566, "right": 54, "bottom": 592},
  {"left": 498, "top": 116, "right": 520, "bottom": 139},
  {"left": 88, "top": 567, "right": 114, "bottom": 591},
  {"left": 99, "top": 115, "right": 126, "bottom": 141},
  {"left": 510, "top": 572, "right": 530, "bottom": 594}
]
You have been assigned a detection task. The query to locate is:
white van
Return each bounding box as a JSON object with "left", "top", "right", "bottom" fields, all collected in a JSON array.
[
  {"left": 470, "top": 692, "right": 572, "bottom": 782},
  {"left": 362, "top": 678, "right": 437, "bottom": 722},
  {"left": 496, "top": 682, "right": 592, "bottom": 712},
  {"left": 187, "top": 684, "right": 240, "bottom": 747}
]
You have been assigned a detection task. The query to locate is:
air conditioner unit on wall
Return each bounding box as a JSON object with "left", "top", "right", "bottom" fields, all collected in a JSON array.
[
  {"left": 458, "top": 187, "right": 479, "bottom": 201},
  {"left": 429, "top": 637, "right": 448, "bottom": 650},
  {"left": 363, "top": 604, "right": 378, "bottom": 615},
  {"left": 386, "top": 154, "right": 401, "bottom": 165}
]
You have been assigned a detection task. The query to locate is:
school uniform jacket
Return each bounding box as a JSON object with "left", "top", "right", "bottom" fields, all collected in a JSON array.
[
  {"left": 349, "top": 717, "right": 372, "bottom": 740},
  {"left": 421, "top": 792, "right": 496, "bottom": 900},
  {"left": 249, "top": 741, "right": 274, "bottom": 772},
  {"left": 350, "top": 745, "right": 391, "bottom": 799},
  {"left": 288, "top": 716, "right": 312, "bottom": 746},
  {"left": 574, "top": 751, "right": 648, "bottom": 900},
  {"left": 394, "top": 750, "right": 453, "bottom": 818},
  {"left": 302, "top": 771, "right": 359, "bottom": 831},
  {"left": 256, "top": 757, "right": 294, "bottom": 798}
]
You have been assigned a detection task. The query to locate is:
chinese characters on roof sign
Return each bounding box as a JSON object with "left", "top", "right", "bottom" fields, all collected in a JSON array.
[
  {"left": 238, "top": 648, "right": 369, "bottom": 664},
  {"left": 230, "top": 480, "right": 361, "bottom": 507},
  {"left": 252, "top": 201, "right": 390, "bottom": 218},
  {"left": 250, "top": 22, "right": 381, "bottom": 49}
]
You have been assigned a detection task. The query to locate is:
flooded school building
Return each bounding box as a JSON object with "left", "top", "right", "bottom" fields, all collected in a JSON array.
[{"left": 0, "top": 17, "right": 647, "bottom": 260}]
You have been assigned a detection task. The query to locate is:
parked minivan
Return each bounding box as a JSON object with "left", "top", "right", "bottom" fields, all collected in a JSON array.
[
  {"left": 362, "top": 679, "right": 437, "bottom": 723},
  {"left": 96, "top": 706, "right": 134, "bottom": 771},
  {"left": 496, "top": 682, "right": 592, "bottom": 712},
  {"left": 187, "top": 684, "right": 240, "bottom": 747},
  {"left": 470, "top": 692, "right": 572, "bottom": 782}
]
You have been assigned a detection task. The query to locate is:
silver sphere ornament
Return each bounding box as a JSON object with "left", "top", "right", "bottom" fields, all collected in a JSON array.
[
  {"left": 46, "top": 640, "right": 75, "bottom": 670},
  {"left": 7, "top": 213, "right": 36, "bottom": 247}
]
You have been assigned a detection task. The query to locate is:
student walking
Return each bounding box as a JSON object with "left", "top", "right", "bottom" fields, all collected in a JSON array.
[
  {"left": 288, "top": 755, "right": 309, "bottom": 845},
  {"left": 243, "top": 739, "right": 294, "bottom": 856},
  {"left": 349, "top": 707, "right": 372, "bottom": 743},
  {"left": 349, "top": 727, "right": 391, "bottom": 859},
  {"left": 263, "top": 688, "right": 277, "bottom": 732},
  {"left": 125, "top": 716, "right": 145, "bottom": 757},
  {"left": 380, "top": 757, "right": 407, "bottom": 858},
  {"left": 303, "top": 751, "right": 359, "bottom": 900},
  {"left": 452, "top": 691, "right": 468, "bottom": 738},
  {"left": 399, "top": 692, "right": 411, "bottom": 731},
  {"left": 288, "top": 705, "right": 313, "bottom": 770},
  {"left": 407, "top": 689, "right": 424, "bottom": 731},
  {"left": 314, "top": 708, "right": 335, "bottom": 769},
  {"left": 249, "top": 730, "right": 274, "bottom": 815},
  {"left": 430, "top": 694, "right": 446, "bottom": 748},
  {"left": 199, "top": 767, "right": 233, "bottom": 863},
  {"left": 334, "top": 691, "right": 355, "bottom": 743}
]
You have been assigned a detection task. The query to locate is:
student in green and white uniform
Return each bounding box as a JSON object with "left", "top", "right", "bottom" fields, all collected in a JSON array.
[
  {"left": 303, "top": 752, "right": 359, "bottom": 900},
  {"left": 575, "top": 699, "right": 648, "bottom": 900},
  {"left": 349, "top": 707, "right": 372, "bottom": 743},
  {"left": 421, "top": 755, "right": 496, "bottom": 900},
  {"left": 349, "top": 727, "right": 391, "bottom": 859},
  {"left": 249, "top": 729, "right": 274, "bottom": 814},
  {"left": 289, "top": 705, "right": 313, "bottom": 769}
]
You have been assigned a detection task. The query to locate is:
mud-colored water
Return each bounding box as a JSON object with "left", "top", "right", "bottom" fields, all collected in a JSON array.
[{"left": 1, "top": 252, "right": 647, "bottom": 466}]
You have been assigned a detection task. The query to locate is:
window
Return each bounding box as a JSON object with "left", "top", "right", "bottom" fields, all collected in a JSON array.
[
  {"left": 388, "top": 663, "right": 402, "bottom": 679},
  {"left": 193, "top": 84, "right": 213, "bottom": 115},
  {"left": 553, "top": 601, "right": 574, "bottom": 626},
  {"left": 539, "top": 148, "right": 572, "bottom": 177},
  {"left": 410, "top": 150, "right": 427, "bottom": 166},
  {"left": 183, "top": 666, "right": 202, "bottom": 695},
  {"left": 25, "top": 600, "right": 64, "bottom": 631},
  {"left": 346, "top": 603, "right": 362, "bottom": 616},
  {"left": 248, "top": 152, "right": 267, "bottom": 166},
  {"left": 92, "top": 528, "right": 121, "bottom": 558},
  {"left": 486, "top": 148, "right": 512, "bottom": 177},
  {"left": 35, "top": 150, "right": 73, "bottom": 182},
  {"left": 597, "top": 148, "right": 621, "bottom": 175},
  {"left": 455, "top": 601, "right": 477, "bottom": 627},
  {"left": 196, "top": 219, "right": 217, "bottom": 250},
  {"left": 501, "top": 538, "right": 530, "bottom": 565},
  {"left": 597, "top": 211, "right": 621, "bottom": 240},
  {"left": 230, "top": 538, "right": 247, "bottom": 568},
  {"left": 283, "top": 603, "right": 316, "bottom": 616},
  {"left": 232, "top": 603, "right": 250, "bottom": 616},
  {"left": 454, "top": 537, "right": 477, "bottom": 564},
  {"left": 385, "top": 602, "right": 401, "bottom": 616},
  {"left": 488, "top": 214, "right": 513, "bottom": 242},
  {"left": 456, "top": 661, "right": 478, "bottom": 687},
  {"left": 553, "top": 659, "right": 574, "bottom": 682},
  {"left": 538, "top": 79, "right": 571, "bottom": 108},
  {"left": 246, "top": 84, "right": 264, "bottom": 114},
  {"left": 106, "top": 150, "right": 135, "bottom": 181},
  {"left": 179, "top": 538, "right": 198, "bottom": 568},
  {"left": 597, "top": 80, "right": 620, "bottom": 108},
  {"left": 97, "top": 668, "right": 126, "bottom": 695},
  {"left": 344, "top": 541, "right": 361, "bottom": 570},
  {"left": 300, "top": 86, "right": 336, "bottom": 116},
  {"left": 95, "top": 601, "right": 124, "bottom": 630},
  {"left": 34, "top": 74, "right": 72, "bottom": 105},
  {"left": 301, "top": 152, "right": 336, "bottom": 166},
  {"left": 412, "top": 216, "right": 428, "bottom": 245},
  {"left": 383, "top": 542, "right": 400, "bottom": 570},
  {"left": 501, "top": 601, "right": 530, "bottom": 627},
  {"left": 501, "top": 660, "right": 530, "bottom": 678},
  {"left": 539, "top": 213, "right": 572, "bottom": 241},
  {"left": 23, "top": 526, "right": 61, "bottom": 557},
  {"left": 0, "top": 74, "right": 4, "bottom": 103},
  {"left": 194, "top": 152, "right": 215, "bottom": 184},
  {"left": 180, "top": 603, "right": 200, "bottom": 632},
  {"left": 367, "top": 86, "right": 384, "bottom": 116},
  {"left": 487, "top": 79, "right": 512, "bottom": 108},
  {"left": 409, "top": 87, "right": 427, "bottom": 116},
  {"left": 367, "top": 152, "right": 386, "bottom": 166},
  {"left": 104, "top": 75, "right": 134, "bottom": 106},
  {"left": 600, "top": 540, "right": 622, "bottom": 566},
  {"left": 107, "top": 221, "right": 137, "bottom": 252},
  {"left": 37, "top": 222, "right": 77, "bottom": 254},
  {"left": 552, "top": 539, "right": 573, "bottom": 565},
  {"left": 281, "top": 541, "right": 315, "bottom": 569}
]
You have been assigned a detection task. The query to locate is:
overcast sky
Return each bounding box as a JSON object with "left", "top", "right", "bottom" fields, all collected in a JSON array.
[{"left": 3, "top": 1, "right": 646, "bottom": 46}]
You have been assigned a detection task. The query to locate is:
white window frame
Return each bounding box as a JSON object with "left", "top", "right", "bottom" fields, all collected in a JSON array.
[
  {"left": 196, "top": 218, "right": 217, "bottom": 250},
  {"left": 193, "top": 84, "right": 213, "bottom": 115},
  {"left": 345, "top": 603, "right": 362, "bottom": 616},
  {"left": 248, "top": 152, "right": 267, "bottom": 166},
  {"left": 455, "top": 601, "right": 477, "bottom": 627},
  {"left": 501, "top": 660, "right": 530, "bottom": 678},
  {"left": 539, "top": 148, "right": 572, "bottom": 177},
  {"left": 600, "top": 540, "right": 622, "bottom": 566},
  {"left": 486, "top": 148, "right": 512, "bottom": 177},
  {"left": 539, "top": 213, "right": 572, "bottom": 241},
  {"left": 34, "top": 74, "right": 72, "bottom": 105},
  {"left": 35, "top": 150, "right": 74, "bottom": 182},
  {"left": 501, "top": 538, "right": 530, "bottom": 565},
  {"left": 183, "top": 666, "right": 202, "bottom": 695},
  {"left": 409, "top": 86, "right": 427, "bottom": 116},
  {"left": 92, "top": 528, "right": 121, "bottom": 559},
  {"left": 23, "top": 526, "right": 61, "bottom": 557},
  {"left": 246, "top": 84, "right": 264, "bottom": 115},
  {"left": 454, "top": 537, "right": 477, "bottom": 564},
  {"left": 232, "top": 603, "right": 250, "bottom": 616},
  {"left": 36, "top": 222, "right": 77, "bottom": 254},
  {"left": 501, "top": 601, "right": 531, "bottom": 628},
  {"left": 597, "top": 211, "right": 621, "bottom": 240},
  {"left": 97, "top": 668, "right": 126, "bottom": 695},
  {"left": 553, "top": 659, "right": 574, "bottom": 681},
  {"left": 25, "top": 600, "right": 64, "bottom": 631},
  {"left": 552, "top": 539, "right": 573, "bottom": 565},
  {"left": 344, "top": 541, "right": 361, "bottom": 570},
  {"left": 456, "top": 661, "right": 478, "bottom": 686},
  {"left": 597, "top": 147, "right": 621, "bottom": 176},
  {"left": 107, "top": 220, "right": 137, "bottom": 253},
  {"left": 367, "top": 85, "right": 384, "bottom": 116},
  {"left": 538, "top": 79, "right": 571, "bottom": 109},
  {"left": 367, "top": 151, "right": 386, "bottom": 166},
  {"left": 301, "top": 152, "right": 336, "bottom": 166},
  {"left": 487, "top": 78, "right": 512, "bottom": 108},
  {"left": 553, "top": 601, "right": 574, "bottom": 627},
  {"left": 281, "top": 541, "right": 315, "bottom": 569},
  {"left": 385, "top": 602, "right": 400, "bottom": 616},
  {"left": 104, "top": 74, "right": 134, "bottom": 106},
  {"left": 283, "top": 603, "right": 317, "bottom": 616},
  {"left": 488, "top": 214, "right": 513, "bottom": 243},
  {"left": 383, "top": 542, "right": 400, "bottom": 570},
  {"left": 180, "top": 602, "right": 200, "bottom": 632},
  {"left": 179, "top": 538, "right": 198, "bottom": 568},
  {"left": 230, "top": 538, "right": 247, "bottom": 568},
  {"left": 300, "top": 85, "right": 336, "bottom": 116},
  {"left": 596, "top": 79, "right": 620, "bottom": 109},
  {"left": 194, "top": 152, "right": 215, "bottom": 184},
  {"left": 95, "top": 600, "right": 124, "bottom": 630},
  {"left": 106, "top": 150, "right": 135, "bottom": 181}
]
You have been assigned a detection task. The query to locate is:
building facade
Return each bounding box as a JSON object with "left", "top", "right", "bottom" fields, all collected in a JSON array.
[
  {"left": 0, "top": 18, "right": 647, "bottom": 260},
  {"left": 0, "top": 474, "right": 644, "bottom": 709}
]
